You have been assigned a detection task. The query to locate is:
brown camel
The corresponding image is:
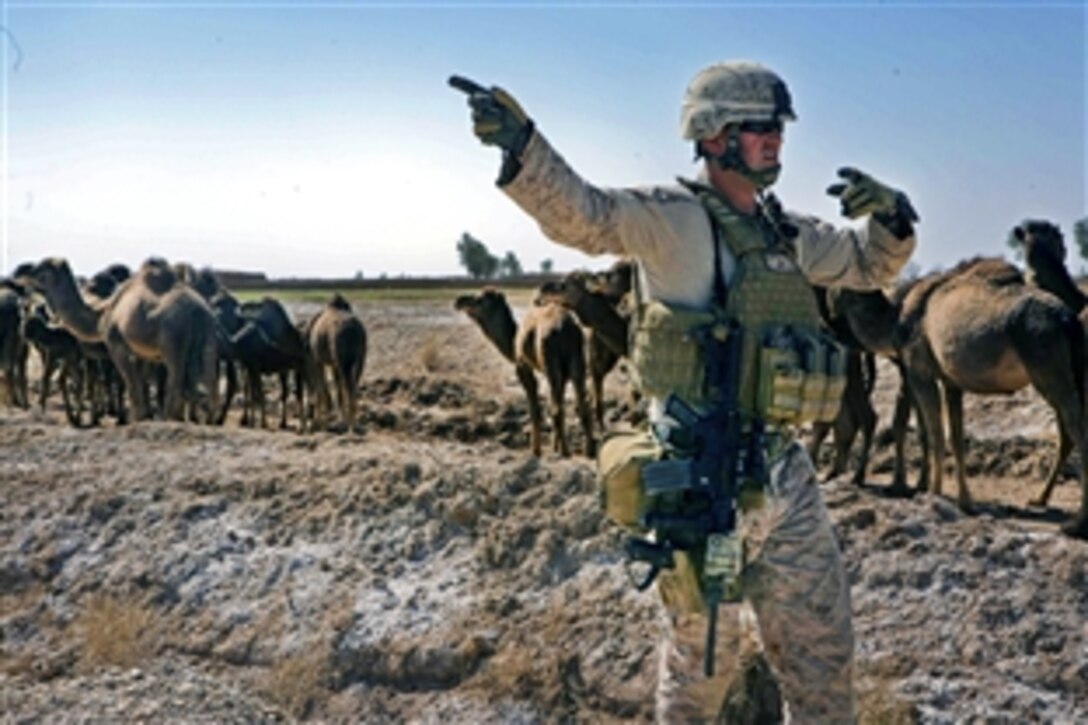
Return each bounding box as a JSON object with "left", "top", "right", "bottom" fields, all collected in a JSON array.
[
  {"left": 455, "top": 288, "right": 596, "bottom": 458},
  {"left": 838, "top": 257, "right": 1088, "bottom": 538},
  {"left": 534, "top": 269, "right": 630, "bottom": 428},
  {"left": 303, "top": 293, "right": 366, "bottom": 432},
  {"left": 28, "top": 257, "right": 221, "bottom": 423}
]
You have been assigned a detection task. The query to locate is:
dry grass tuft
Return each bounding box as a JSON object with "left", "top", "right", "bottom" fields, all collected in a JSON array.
[
  {"left": 419, "top": 334, "right": 444, "bottom": 373},
  {"left": 75, "top": 593, "right": 157, "bottom": 670},
  {"left": 857, "top": 677, "right": 920, "bottom": 724},
  {"left": 260, "top": 646, "right": 331, "bottom": 719}
]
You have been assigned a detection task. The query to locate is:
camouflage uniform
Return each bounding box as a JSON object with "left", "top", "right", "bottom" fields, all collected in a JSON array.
[{"left": 500, "top": 129, "right": 915, "bottom": 723}]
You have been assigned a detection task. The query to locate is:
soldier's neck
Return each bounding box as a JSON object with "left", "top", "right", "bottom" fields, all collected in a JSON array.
[{"left": 706, "top": 163, "right": 758, "bottom": 215}]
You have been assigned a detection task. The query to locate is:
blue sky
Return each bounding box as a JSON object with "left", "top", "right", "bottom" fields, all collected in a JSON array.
[{"left": 1, "top": 1, "right": 1085, "bottom": 279}]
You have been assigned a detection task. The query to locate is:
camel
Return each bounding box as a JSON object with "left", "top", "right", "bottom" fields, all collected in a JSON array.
[
  {"left": 835, "top": 257, "right": 1088, "bottom": 538},
  {"left": 0, "top": 281, "right": 29, "bottom": 408},
  {"left": 1016, "top": 221, "right": 1088, "bottom": 511},
  {"left": 303, "top": 294, "right": 367, "bottom": 432},
  {"left": 455, "top": 288, "right": 595, "bottom": 458},
  {"left": 534, "top": 270, "right": 630, "bottom": 428},
  {"left": 228, "top": 296, "right": 307, "bottom": 430},
  {"left": 28, "top": 257, "right": 221, "bottom": 423},
  {"left": 20, "top": 301, "right": 87, "bottom": 424}
]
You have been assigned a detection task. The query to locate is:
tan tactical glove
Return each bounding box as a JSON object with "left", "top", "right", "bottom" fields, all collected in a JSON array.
[
  {"left": 449, "top": 75, "right": 533, "bottom": 154},
  {"left": 826, "top": 166, "right": 918, "bottom": 223}
]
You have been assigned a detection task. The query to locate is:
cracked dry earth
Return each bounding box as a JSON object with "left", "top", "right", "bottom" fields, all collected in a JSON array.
[{"left": 1, "top": 295, "right": 1086, "bottom": 723}]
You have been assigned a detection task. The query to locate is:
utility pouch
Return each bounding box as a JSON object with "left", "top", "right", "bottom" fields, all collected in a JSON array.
[
  {"left": 657, "top": 549, "right": 707, "bottom": 615},
  {"left": 756, "top": 326, "right": 805, "bottom": 424},
  {"left": 797, "top": 330, "right": 829, "bottom": 422},
  {"left": 631, "top": 300, "right": 718, "bottom": 406},
  {"left": 596, "top": 428, "right": 664, "bottom": 532}
]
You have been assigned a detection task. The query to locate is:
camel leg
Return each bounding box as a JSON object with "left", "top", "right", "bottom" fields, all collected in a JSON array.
[
  {"left": 548, "top": 380, "right": 568, "bottom": 457},
  {"left": 1031, "top": 422, "right": 1072, "bottom": 507},
  {"left": 162, "top": 361, "right": 185, "bottom": 421},
  {"left": 943, "top": 385, "right": 973, "bottom": 511},
  {"left": 256, "top": 372, "right": 269, "bottom": 429},
  {"left": 39, "top": 352, "right": 57, "bottom": 412},
  {"left": 278, "top": 371, "right": 290, "bottom": 430},
  {"left": 592, "top": 369, "right": 605, "bottom": 430},
  {"left": 106, "top": 333, "right": 148, "bottom": 422},
  {"left": 1017, "top": 332, "right": 1088, "bottom": 538},
  {"left": 852, "top": 362, "right": 878, "bottom": 488},
  {"left": 516, "top": 364, "right": 543, "bottom": 457},
  {"left": 909, "top": 372, "right": 945, "bottom": 500},
  {"left": 573, "top": 371, "right": 596, "bottom": 458},
  {"left": 889, "top": 370, "right": 915, "bottom": 496},
  {"left": 807, "top": 422, "right": 830, "bottom": 472}
]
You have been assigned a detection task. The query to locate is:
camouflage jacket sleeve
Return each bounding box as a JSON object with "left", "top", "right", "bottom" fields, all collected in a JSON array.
[
  {"left": 501, "top": 130, "right": 700, "bottom": 260},
  {"left": 785, "top": 211, "right": 916, "bottom": 290}
]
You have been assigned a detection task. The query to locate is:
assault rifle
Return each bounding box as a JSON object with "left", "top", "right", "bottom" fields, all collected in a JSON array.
[{"left": 625, "top": 319, "right": 760, "bottom": 676}]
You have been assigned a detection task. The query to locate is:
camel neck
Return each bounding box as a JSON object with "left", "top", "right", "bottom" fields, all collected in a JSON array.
[{"left": 46, "top": 271, "right": 105, "bottom": 342}]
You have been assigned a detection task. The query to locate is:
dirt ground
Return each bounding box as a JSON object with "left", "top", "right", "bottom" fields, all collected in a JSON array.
[{"left": 1, "top": 293, "right": 1085, "bottom": 722}]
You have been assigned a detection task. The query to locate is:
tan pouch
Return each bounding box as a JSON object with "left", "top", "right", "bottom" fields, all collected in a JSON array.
[
  {"left": 756, "top": 335, "right": 804, "bottom": 424},
  {"left": 596, "top": 428, "right": 663, "bottom": 532},
  {"left": 630, "top": 300, "right": 718, "bottom": 405},
  {"left": 797, "top": 330, "right": 829, "bottom": 423},
  {"left": 657, "top": 550, "right": 707, "bottom": 615}
]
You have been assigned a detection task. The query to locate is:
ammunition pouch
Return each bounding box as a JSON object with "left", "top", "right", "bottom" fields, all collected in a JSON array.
[
  {"left": 597, "top": 428, "right": 663, "bottom": 532},
  {"left": 755, "top": 324, "right": 848, "bottom": 425}
]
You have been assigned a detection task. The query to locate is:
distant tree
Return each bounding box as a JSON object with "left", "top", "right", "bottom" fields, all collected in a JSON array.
[
  {"left": 499, "top": 251, "right": 523, "bottom": 278},
  {"left": 1074, "top": 217, "right": 1088, "bottom": 263},
  {"left": 354, "top": 270, "right": 364, "bottom": 280},
  {"left": 457, "top": 232, "right": 499, "bottom": 279},
  {"left": 540, "top": 258, "right": 554, "bottom": 274}
]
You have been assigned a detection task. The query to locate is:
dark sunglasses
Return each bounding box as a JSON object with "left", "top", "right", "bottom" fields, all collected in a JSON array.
[{"left": 738, "top": 119, "right": 783, "bottom": 135}]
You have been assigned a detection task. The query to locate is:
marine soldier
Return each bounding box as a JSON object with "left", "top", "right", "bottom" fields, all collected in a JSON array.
[{"left": 454, "top": 61, "right": 918, "bottom": 723}]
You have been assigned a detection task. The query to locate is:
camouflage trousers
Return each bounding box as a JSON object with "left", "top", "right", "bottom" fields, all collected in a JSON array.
[{"left": 654, "top": 441, "right": 855, "bottom": 724}]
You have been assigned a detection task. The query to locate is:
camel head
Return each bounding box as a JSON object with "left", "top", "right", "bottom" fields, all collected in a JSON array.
[
  {"left": 28, "top": 257, "right": 76, "bottom": 296},
  {"left": 1015, "top": 220, "right": 1066, "bottom": 263},
  {"left": 328, "top": 293, "right": 352, "bottom": 312},
  {"left": 453, "top": 288, "right": 509, "bottom": 321},
  {"left": 597, "top": 259, "right": 634, "bottom": 303}
]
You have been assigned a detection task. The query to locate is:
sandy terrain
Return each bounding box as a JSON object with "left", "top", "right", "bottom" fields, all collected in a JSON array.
[{"left": 1, "top": 294, "right": 1085, "bottom": 722}]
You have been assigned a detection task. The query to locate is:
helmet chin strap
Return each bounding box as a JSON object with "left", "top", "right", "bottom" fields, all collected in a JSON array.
[{"left": 711, "top": 126, "right": 781, "bottom": 190}]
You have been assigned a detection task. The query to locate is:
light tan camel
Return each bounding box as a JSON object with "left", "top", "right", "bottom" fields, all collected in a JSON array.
[
  {"left": 455, "top": 288, "right": 595, "bottom": 458},
  {"left": 303, "top": 293, "right": 366, "bottom": 432},
  {"left": 28, "top": 257, "right": 221, "bottom": 422},
  {"left": 879, "top": 257, "right": 1088, "bottom": 538}
]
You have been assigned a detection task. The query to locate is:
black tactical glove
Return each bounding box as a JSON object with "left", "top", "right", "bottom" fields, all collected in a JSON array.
[
  {"left": 826, "top": 167, "right": 918, "bottom": 237},
  {"left": 450, "top": 75, "right": 534, "bottom": 183}
]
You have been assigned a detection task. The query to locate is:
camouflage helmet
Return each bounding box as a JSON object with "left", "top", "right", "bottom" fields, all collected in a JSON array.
[{"left": 680, "top": 61, "right": 796, "bottom": 141}]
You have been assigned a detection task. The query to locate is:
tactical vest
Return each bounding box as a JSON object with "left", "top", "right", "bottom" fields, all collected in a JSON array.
[{"left": 630, "top": 181, "right": 847, "bottom": 427}]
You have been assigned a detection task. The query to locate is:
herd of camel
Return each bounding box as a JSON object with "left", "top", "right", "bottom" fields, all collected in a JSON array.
[
  {"left": 454, "top": 220, "right": 1088, "bottom": 540},
  {"left": 0, "top": 219, "right": 1085, "bottom": 538},
  {"left": 0, "top": 257, "right": 367, "bottom": 434}
]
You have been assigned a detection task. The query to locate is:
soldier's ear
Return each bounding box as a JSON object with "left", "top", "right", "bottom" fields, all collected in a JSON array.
[{"left": 699, "top": 134, "right": 727, "bottom": 158}]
